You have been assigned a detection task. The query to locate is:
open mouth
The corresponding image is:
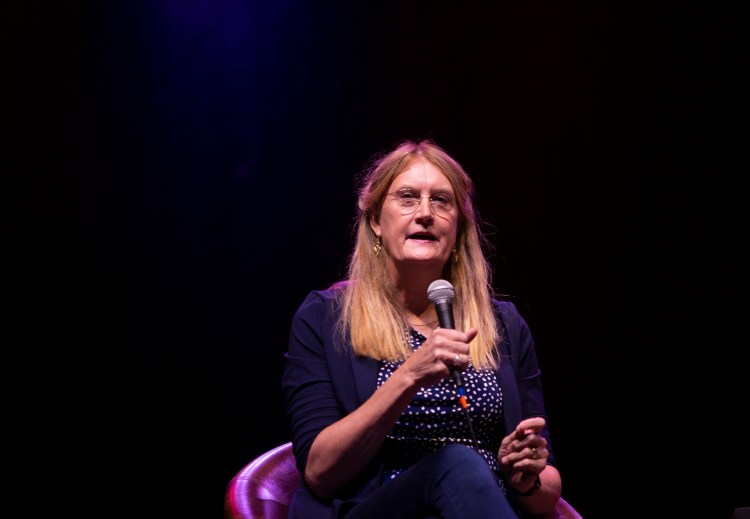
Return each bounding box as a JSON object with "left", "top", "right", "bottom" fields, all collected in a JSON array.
[{"left": 408, "top": 233, "right": 437, "bottom": 241}]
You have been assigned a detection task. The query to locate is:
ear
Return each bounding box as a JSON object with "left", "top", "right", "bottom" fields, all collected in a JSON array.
[{"left": 369, "top": 216, "right": 381, "bottom": 237}]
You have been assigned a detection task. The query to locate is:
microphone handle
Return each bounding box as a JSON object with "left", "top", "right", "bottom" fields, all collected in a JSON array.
[
  {"left": 434, "top": 301, "right": 477, "bottom": 446},
  {"left": 435, "top": 301, "right": 479, "bottom": 447},
  {"left": 434, "top": 301, "right": 462, "bottom": 381},
  {"left": 434, "top": 301, "right": 455, "bottom": 330}
]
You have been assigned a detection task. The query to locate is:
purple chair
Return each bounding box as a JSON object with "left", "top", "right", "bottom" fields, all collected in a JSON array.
[{"left": 225, "top": 442, "right": 583, "bottom": 519}]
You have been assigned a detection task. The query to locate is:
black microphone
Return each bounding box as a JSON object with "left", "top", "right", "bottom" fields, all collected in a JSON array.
[
  {"left": 427, "top": 280, "right": 461, "bottom": 389},
  {"left": 427, "top": 279, "right": 477, "bottom": 445}
]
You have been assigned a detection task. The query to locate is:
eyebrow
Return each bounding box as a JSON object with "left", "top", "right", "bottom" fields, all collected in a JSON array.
[{"left": 392, "top": 184, "right": 454, "bottom": 194}]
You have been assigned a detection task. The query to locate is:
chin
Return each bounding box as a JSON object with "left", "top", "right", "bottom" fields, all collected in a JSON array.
[{"left": 402, "top": 256, "right": 448, "bottom": 268}]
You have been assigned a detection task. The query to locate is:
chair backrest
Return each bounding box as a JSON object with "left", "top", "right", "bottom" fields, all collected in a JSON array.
[
  {"left": 225, "top": 442, "right": 583, "bottom": 519},
  {"left": 225, "top": 442, "right": 300, "bottom": 519}
]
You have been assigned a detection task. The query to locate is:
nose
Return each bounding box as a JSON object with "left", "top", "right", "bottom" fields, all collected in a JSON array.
[{"left": 414, "top": 196, "right": 434, "bottom": 219}]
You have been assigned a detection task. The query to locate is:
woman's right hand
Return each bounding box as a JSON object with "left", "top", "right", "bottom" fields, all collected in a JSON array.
[{"left": 399, "top": 326, "right": 477, "bottom": 387}]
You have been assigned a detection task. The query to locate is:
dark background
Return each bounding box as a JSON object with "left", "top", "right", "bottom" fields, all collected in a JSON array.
[{"left": 11, "top": 1, "right": 747, "bottom": 517}]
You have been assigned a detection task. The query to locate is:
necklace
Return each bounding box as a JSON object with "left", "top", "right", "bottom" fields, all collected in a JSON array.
[{"left": 408, "top": 319, "right": 439, "bottom": 328}]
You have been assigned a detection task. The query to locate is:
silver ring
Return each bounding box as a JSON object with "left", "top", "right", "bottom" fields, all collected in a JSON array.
[
  {"left": 531, "top": 447, "right": 538, "bottom": 459},
  {"left": 453, "top": 353, "right": 461, "bottom": 367}
]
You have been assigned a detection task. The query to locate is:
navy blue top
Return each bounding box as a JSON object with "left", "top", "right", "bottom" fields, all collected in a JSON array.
[{"left": 282, "top": 287, "right": 555, "bottom": 519}]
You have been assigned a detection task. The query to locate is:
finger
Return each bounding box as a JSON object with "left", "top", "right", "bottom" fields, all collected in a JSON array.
[
  {"left": 501, "top": 442, "right": 548, "bottom": 465},
  {"left": 528, "top": 445, "right": 544, "bottom": 460},
  {"left": 514, "top": 433, "right": 546, "bottom": 450},
  {"left": 500, "top": 451, "right": 548, "bottom": 469},
  {"left": 516, "top": 417, "right": 545, "bottom": 436},
  {"left": 445, "top": 352, "right": 463, "bottom": 369},
  {"left": 517, "top": 416, "right": 545, "bottom": 430}
]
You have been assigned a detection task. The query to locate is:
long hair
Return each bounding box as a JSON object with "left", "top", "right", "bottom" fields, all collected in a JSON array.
[{"left": 334, "top": 139, "right": 501, "bottom": 369}]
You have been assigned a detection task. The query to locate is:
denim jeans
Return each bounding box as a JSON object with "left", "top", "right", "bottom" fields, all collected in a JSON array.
[{"left": 344, "top": 443, "right": 518, "bottom": 519}]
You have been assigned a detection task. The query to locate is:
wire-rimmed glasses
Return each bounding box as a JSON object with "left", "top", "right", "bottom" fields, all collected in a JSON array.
[{"left": 386, "top": 189, "right": 456, "bottom": 218}]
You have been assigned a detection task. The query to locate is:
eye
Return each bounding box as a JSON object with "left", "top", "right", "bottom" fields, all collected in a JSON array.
[
  {"left": 396, "top": 190, "right": 419, "bottom": 202},
  {"left": 431, "top": 194, "right": 452, "bottom": 206}
]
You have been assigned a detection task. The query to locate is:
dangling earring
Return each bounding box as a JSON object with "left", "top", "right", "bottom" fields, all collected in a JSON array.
[
  {"left": 452, "top": 247, "right": 458, "bottom": 263},
  {"left": 373, "top": 236, "right": 382, "bottom": 257}
]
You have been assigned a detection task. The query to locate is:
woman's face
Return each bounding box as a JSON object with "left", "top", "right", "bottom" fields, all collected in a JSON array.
[{"left": 370, "top": 158, "right": 459, "bottom": 278}]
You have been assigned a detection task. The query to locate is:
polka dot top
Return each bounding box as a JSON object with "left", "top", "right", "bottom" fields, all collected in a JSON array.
[{"left": 377, "top": 328, "right": 505, "bottom": 491}]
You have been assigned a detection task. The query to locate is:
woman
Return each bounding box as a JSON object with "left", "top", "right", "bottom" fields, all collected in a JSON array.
[{"left": 282, "top": 139, "right": 562, "bottom": 518}]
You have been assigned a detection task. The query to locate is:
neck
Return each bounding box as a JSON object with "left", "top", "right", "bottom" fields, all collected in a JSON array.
[
  {"left": 391, "top": 267, "right": 445, "bottom": 309},
  {"left": 386, "top": 252, "right": 443, "bottom": 278},
  {"left": 386, "top": 261, "right": 446, "bottom": 328}
]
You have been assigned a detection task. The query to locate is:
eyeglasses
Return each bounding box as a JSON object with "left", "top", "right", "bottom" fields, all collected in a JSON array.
[{"left": 386, "top": 189, "right": 456, "bottom": 218}]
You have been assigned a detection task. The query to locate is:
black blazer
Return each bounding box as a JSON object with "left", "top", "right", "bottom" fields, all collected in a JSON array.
[{"left": 282, "top": 288, "right": 555, "bottom": 518}]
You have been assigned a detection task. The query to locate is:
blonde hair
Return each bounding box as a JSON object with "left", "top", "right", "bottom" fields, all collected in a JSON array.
[{"left": 334, "top": 139, "right": 501, "bottom": 369}]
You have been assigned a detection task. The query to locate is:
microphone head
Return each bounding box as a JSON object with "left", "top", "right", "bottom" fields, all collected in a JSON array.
[{"left": 427, "top": 279, "right": 455, "bottom": 305}]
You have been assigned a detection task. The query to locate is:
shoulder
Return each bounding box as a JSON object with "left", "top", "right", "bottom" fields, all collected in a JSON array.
[
  {"left": 294, "top": 284, "right": 346, "bottom": 319},
  {"left": 490, "top": 297, "right": 536, "bottom": 358},
  {"left": 305, "top": 287, "right": 340, "bottom": 303},
  {"left": 304, "top": 283, "right": 347, "bottom": 304},
  {"left": 490, "top": 298, "right": 526, "bottom": 329},
  {"left": 491, "top": 298, "right": 518, "bottom": 314}
]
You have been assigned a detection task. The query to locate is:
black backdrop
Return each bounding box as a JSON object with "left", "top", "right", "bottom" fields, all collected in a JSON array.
[{"left": 11, "top": 1, "right": 747, "bottom": 518}]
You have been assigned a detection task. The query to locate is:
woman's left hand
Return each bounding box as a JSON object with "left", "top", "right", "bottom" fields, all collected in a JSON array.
[{"left": 497, "top": 417, "right": 548, "bottom": 494}]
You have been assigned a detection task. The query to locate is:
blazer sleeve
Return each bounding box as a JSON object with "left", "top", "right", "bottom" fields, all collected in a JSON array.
[
  {"left": 281, "top": 290, "right": 345, "bottom": 475},
  {"left": 495, "top": 300, "right": 557, "bottom": 469}
]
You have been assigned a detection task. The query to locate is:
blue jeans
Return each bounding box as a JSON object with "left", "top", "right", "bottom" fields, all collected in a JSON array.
[{"left": 344, "top": 443, "right": 518, "bottom": 519}]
